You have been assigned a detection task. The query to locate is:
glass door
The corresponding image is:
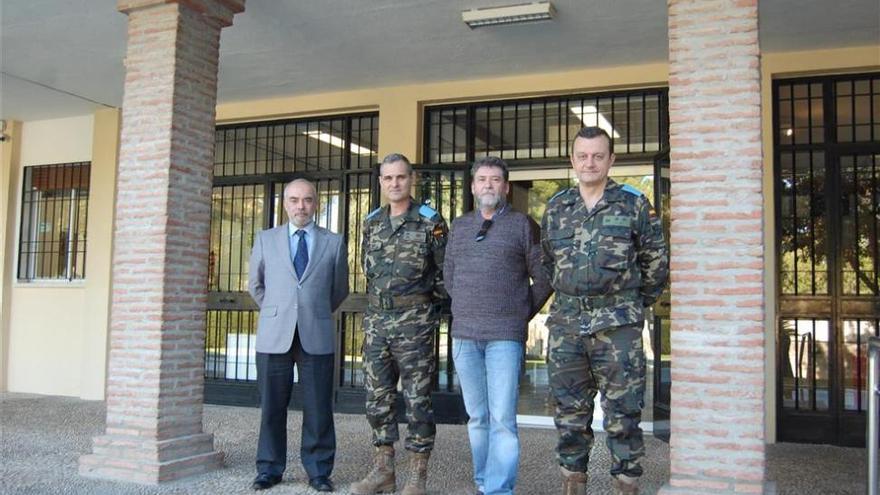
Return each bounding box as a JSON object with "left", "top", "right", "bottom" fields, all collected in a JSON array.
[
  {"left": 775, "top": 74, "right": 880, "bottom": 446},
  {"left": 509, "top": 164, "right": 663, "bottom": 426},
  {"left": 509, "top": 168, "right": 573, "bottom": 419}
]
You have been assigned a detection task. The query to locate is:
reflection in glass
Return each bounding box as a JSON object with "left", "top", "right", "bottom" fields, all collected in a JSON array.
[
  {"left": 842, "top": 319, "right": 880, "bottom": 411},
  {"left": 781, "top": 319, "right": 830, "bottom": 411},
  {"left": 834, "top": 75, "right": 880, "bottom": 143},
  {"left": 204, "top": 310, "right": 259, "bottom": 381}
]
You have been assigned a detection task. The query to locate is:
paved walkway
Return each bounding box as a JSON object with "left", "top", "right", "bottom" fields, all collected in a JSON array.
[{"left": 0, "top": 393, "right": 868, "bottom": 494}]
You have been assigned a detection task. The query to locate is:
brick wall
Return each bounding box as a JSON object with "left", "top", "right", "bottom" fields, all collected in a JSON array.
[
  {"left": 664, "top": 0, "right": 767, "bottom": 493},
  {"left": 79, "top": 0, "right": 244, "bottom": 484}
]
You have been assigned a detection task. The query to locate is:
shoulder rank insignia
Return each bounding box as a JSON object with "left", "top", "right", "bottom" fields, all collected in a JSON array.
[
  {"left": 549, "top": 188, "right": 570, "bottom": 202},
  {"left": 366, "top": 206, "right": 383, "bottom": 220},
  {"left": 419, "top": 203, "right": 439, "bottom": 219},
  {"left": 620, "top": 184, "right": 644, "bottom": 197}
]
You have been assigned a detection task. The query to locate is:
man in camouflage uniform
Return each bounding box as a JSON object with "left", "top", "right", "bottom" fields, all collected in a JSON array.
[
  {"left": 351, "top": 153, "right": 448, "bottom": 495},
  {"left": 541, "top": 127, "right": 668, "bottom": 495}
]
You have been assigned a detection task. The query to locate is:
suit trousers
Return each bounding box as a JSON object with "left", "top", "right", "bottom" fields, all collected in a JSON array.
[{"left": 256, "top": 330, "right": 336, "bottom": 480}]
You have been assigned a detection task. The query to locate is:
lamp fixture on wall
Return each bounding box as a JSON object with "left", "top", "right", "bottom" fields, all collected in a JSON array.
[{"left": 462, "top": 1, "right": 555, "bottom": 28}]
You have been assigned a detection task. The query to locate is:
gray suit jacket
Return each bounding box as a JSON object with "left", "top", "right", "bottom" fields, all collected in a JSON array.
[{"left": 248, "top": 223, "right": 349, "bottom": 355}]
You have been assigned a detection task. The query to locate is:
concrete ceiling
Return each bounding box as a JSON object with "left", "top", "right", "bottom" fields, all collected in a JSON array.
[{"left": 1, "top": 0, "right": 878, "bottom": 122}]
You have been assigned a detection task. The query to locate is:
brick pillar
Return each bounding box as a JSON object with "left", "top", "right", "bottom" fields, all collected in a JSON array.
[
  {"left": 79, "top": 0, "right": 244, "bottom": 484},
  {"left": 663, "top": 1, "right": 770, "bottom": 494}
]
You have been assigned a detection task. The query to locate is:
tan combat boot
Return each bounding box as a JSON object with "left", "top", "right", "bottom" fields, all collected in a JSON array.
[
  {"left": 612, "top": 474, "right": 639, "bottom": 495},
  {"left": 350, "top": 445, "right": 396, "bottom": 495},
  {"left": 561, "top": 466, "right": 588, "bottom": 495},
  {"left": 400, "top": 451, "right": 430, "bottom": 495}
]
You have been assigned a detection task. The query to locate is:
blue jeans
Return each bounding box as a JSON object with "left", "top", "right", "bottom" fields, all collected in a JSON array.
[{"left": 453, "top": 338, "right": 523, "bottom": 495}]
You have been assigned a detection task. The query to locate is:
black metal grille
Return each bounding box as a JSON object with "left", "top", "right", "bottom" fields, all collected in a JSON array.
[
  {"left": 775, "top": 72, "right": 880, "bottom": 445},
  {"left": 345, "top": 171, "right": 374, "bottom": 293},
  {"left": 209, "top": 184, "right": 264, "bottom": 292},
  {"left": 214, "top": 114, "right": 379, "bottom": 177},
  {"left": 340, "top": 312, "right": 365, "bottom": 387},
  {"left": 778, "top": 149, "right": 828, "bottom": 295},
  {"left": 425, "top": 88, "right": 666, "bottom": 165},
  {"left": 840, "top": 154, "right": 879, "bottom": 296},
  {"left": 777, "top": 82, "right": 825, "bottom": 145},
  {"left": 205, "top": 310, "right": 258, "bottom": 381},
  {"left": 17, "top": 162, "right": 90, "bottom": 281},
  {"left": 776, "top": 75, "right": 880, "bottom": 297},
  {"left": 836, "top": 75, "right": 880, "bottom": 143}
]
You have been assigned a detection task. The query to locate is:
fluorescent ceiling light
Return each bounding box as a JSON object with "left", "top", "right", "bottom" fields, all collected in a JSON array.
[
  {"left": 569, "top": 106, "right": 621, "bottom": 138},
  {"left": 462, "top": 1, "right": 555, "bottom": 28},
  {"left": 303, "top": 131, "right": 374, "bottom": 156}
]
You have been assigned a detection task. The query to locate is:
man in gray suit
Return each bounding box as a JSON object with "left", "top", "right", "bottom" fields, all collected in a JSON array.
[{"left": 248, "top": 178, "right": 349, "bottom": 492}]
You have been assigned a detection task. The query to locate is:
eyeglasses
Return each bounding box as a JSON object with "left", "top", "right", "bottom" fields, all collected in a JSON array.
[{"left": 475, "top": 219, "right": 493, "bottom": 242}]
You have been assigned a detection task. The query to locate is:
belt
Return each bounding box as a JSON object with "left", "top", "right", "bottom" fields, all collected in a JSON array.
[
  {"left": 555, "top": 289, "right": 640, "bottom": 311},
  {"left": 368, "top": 293, "right": 432, "bottom": 311}
]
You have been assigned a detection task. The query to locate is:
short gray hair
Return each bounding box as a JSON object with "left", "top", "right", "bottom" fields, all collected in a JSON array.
[
  {"left": 471, "top": 156, "right": 509, "bottom": 181},
  {"left": 380, "top": 153, "right": 412, "bottom": 174},
  {"left": 283, "top": 178, "right": 317, "bottom": 198}
]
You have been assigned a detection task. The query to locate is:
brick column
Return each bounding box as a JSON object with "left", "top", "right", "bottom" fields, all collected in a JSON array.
[
  {"left": 79, "top": 0, "right": 244, "bottom": 484},
  {"left": 663, "top": 1, "right": 770, "bottom": 494}
]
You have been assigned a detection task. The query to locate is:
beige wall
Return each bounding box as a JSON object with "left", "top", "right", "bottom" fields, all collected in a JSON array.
[
  {"left": 3, "top": 112, "right": 120, "bottom": 399},
  {"left": 1, "top": 120, "right": 23, "bottom": 392}
]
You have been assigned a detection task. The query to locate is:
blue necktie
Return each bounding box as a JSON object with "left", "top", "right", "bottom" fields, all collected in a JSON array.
[{"left": 293, "top": 230, "right": 309, "bottom": 278}]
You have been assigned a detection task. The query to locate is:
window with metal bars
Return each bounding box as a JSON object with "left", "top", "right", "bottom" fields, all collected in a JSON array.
[
  {"left": 776, "top": 73, "right": 880, "bottom": 297},
  {"left": 17, "top": 162, "right": 90, "bottom": 281},
  {"left": 213, "top": 113, "right": 379, "bottom": 176},
  {"left": 425, "top": 88, "right": 666, "bottom": 165}
]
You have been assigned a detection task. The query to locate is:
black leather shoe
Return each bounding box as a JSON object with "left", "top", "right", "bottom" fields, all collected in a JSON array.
[
  {"left": 251, "top": 473, "right": 282, "bottom": 490},
  {"left": 308, "top": 477, "right": 334, "bottom": 492}
]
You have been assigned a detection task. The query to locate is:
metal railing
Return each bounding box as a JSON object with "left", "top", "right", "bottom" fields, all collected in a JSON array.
[{"left": 869, "top": 336, "right": 879, "bottom": 495}]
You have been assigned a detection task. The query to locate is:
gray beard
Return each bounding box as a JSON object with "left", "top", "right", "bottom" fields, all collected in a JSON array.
[{"left": 478, "top": 194, "right": 503, "bottom": 212}]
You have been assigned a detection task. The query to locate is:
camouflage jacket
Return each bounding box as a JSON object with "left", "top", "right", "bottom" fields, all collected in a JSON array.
[
  {"left": 361, "top": 199, "right": 448, "bottom": 305},
  {"left": 540, "top": 179, "right": 668, "bottom": 334}
]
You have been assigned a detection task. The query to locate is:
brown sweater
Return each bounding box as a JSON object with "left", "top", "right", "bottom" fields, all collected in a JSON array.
[{"left": 444, "top": 206, "right": 553, "bottom": 342}]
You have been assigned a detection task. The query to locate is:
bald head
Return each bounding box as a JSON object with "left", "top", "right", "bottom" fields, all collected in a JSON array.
[{"left": 283, "top": 178, "right": 318, "bottom": 228}]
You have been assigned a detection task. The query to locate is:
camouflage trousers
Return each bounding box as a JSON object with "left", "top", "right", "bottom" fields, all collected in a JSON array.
[
  {"left": 362, "top": 304, "right": 437, "bottom": 453},
  {"left": 548, "top": 322, "right": 646, "bottom": 477}
]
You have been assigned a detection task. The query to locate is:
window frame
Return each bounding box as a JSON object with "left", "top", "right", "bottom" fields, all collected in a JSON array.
[{"left": 16, "top": 161, "right": 91, "bottom": 283}]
